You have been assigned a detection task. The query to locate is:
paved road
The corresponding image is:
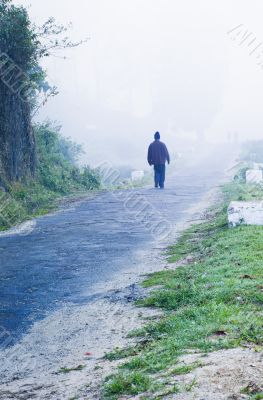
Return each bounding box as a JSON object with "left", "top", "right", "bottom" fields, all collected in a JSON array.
[{"left": 0, "top": 147, "right": 233, "bottom": 346}]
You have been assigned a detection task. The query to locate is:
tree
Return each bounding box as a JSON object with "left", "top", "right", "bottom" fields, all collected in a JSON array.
[
  {"left": 0, "top": 0, "right": 85, "bottom": 110},
  {"left": 0, "top": 0, "right": 85, "bottom": 182}
]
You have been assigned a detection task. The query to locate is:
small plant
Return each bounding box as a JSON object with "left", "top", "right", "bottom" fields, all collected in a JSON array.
[
  {"left": 169, "top": 362, "right": 203, "bottom": 376},
  {"left": 58, "top": 365, "right": 85, "bottom": 374},
  {"left": 94, "top": 365, "right": 103, "bottom": 371},
  {"left": 185, "top": 377, "right": 197, "bottom": 392},
  {"left": 104, "top": 372, "right": 153, "bottom": 398},
  {"left": 241, "top": 382, "right": 263, "bottom": 395},
  {"left": 104, "top": 346, "right": 139, "bottom": 361},
  {"left": 154, "top": 384, "right": 180, "bottom": 398}
]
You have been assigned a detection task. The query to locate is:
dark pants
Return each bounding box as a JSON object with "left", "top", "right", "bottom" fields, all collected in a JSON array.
[{"left": 154, "top": 164, "right": 166, "bottom": 188}]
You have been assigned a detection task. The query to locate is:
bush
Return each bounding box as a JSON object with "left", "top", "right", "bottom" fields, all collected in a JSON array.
[
  {"left": 35, "top": 122, "right": 100, "bottom": 194},
  {"left": 0, "top": 122, "right": 100, "bottom": 230}
]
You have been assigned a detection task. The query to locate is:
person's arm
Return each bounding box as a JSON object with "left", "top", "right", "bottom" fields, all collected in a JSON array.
[
  {"left": 165, "top": 145, "right": 170, "bottom": 164},
  {"left": 147, "top": 144, "right": 153, "bottom": 165}
]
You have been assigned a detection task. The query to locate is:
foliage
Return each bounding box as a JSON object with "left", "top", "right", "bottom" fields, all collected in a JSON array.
[
  {"left": 104, "top": 372, "right": 156, "bottom": 399},
  {"left": 0, "top": 0, "right": 85, "bottom": 109},
  {"left": 0, "top": 123, "right": 100, "bottom": 230},
  {"left": 34, "top": 121, "right": 100, "bottom": 194},
  {"left": 103, "top": 182, "right": 263, "bottom": 399},
  {"left": 0, "top": 0, "right": 37, "bottom": 70}
]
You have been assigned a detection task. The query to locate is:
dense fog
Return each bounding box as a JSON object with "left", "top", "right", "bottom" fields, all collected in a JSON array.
[{"left": 15, "top": 0, "right": 263, "bottom": 168}]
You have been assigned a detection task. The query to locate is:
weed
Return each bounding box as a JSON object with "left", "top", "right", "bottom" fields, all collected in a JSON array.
[
  {"left": 58, "top": 365, "right": 85, "bottom": 374},
  {"left": 185, "top": 377, "right": 197, "bottom": 392},
  {"left": 169, "top": 361, "right": 203, "bottom": 376},
  {"left": 103, "top": 371, "right": 158, "bottom": 399}
]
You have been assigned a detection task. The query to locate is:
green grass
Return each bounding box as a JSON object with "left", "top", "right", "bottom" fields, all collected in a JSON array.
[
  {"left": 105, "top": 344, "right": 147, "bottom": 361},
  {"left": 58, "top": 365, "right": 85, "bottom": 374},
  {"left": 169, "top": 361, "right": 203, "bottom": 376},
  {"left": 0, "top": 182, "right": 99, "bottom": 231},
  {"left": 103, "top": 371, "right": 158, "bottom": 398},
  {"left": 184, "top": 377, "right": 198, "bottom": 392},
  {"left": 241, "top": 384, "right": 263, "bottom": 397},
  {"left": 250, "top": 395, "right": 263, "bottom": 400},
  {"left": 103, "top": 182, "right": 263, "bottom": 399}
]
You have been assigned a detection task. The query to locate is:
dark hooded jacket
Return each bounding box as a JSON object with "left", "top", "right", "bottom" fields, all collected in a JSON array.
[{"left": 147, "top": 140, "right": 170, "bottom": 166}]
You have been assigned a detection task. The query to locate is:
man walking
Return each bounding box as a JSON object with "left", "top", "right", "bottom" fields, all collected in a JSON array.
[{"left": 147, "top": 132, "right": 170, "bottom": 189}]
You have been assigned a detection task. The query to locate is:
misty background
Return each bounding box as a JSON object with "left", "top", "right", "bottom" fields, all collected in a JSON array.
[{"left": 14, "top": 0, "right": 263, "bottom": 168}]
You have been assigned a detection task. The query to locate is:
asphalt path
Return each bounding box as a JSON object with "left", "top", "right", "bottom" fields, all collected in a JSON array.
[{"left": 0, "top": 147, "right": 233, "bottom": 346}]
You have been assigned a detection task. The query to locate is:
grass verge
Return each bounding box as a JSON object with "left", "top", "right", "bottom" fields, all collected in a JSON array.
[{"left": 103, "top": 182, "right": 263, "bottom": 399}]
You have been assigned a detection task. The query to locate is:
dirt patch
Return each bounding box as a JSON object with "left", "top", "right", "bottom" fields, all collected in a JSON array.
[
  {"left": 159, "top": 348, "right": 263, "bottom": 400},
  {"left": 0, "top": 299, "right": 163, "bottom": 400}
]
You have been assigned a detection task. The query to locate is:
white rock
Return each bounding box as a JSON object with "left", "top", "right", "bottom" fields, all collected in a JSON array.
[
  {"left": 246, "top": 169, "right": 263, "bottom": 184},
  {"left": 131, "top": 170, "right": 144, "bottom": 181},
  {"left": 228, "top": 201, "right": 263, "bottom": 227}
]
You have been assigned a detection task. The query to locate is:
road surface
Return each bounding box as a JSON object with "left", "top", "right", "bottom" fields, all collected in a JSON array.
[{"left": 0, "top": 148, "right": 233, "bottom": 347}]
